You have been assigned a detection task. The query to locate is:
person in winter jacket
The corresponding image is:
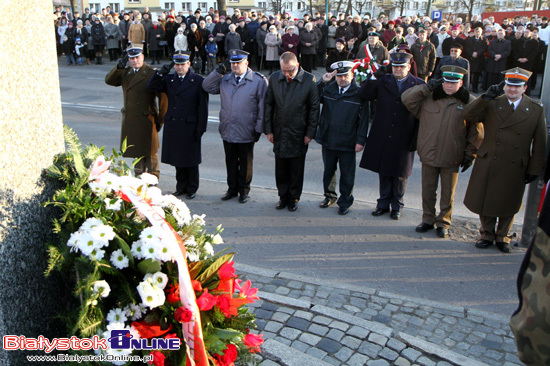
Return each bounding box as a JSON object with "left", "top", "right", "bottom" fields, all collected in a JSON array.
[
  {"left": 205, "top": 34, "right": 218, "bottom": 74},
  {"left": 91, "top": 18, "right": 107, "bottom": 64}
]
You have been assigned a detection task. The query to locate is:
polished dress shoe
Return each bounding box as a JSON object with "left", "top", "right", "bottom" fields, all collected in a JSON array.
[
  {"left": 187, "top": 193, "right": 196, "bottom": 199},
  {"left": 436, "top": 227, "right": 449, "bottom": 238},
  {"left": 338, "top": 207, "right": 349, "bottom": 215},
  {"left": 172, "top": 190, "right": 186, "bottom": 196},
  {"left": 238, "top": 194, "right": 248, "bottom": 203},
  {"left": 221, "top": 192, "right": 237, "bottom": 201},
  {"left": 287, "top": 200, "right": 297, "bottom": 212},
  {"left": 475, "top": 239, "right": 494, "bottom": 248},
  {"left": 372, "top": 208, "right": 390, "bottom": 216},
  {"left": 320, "top": 197, "right": 336, "bottom": 208},
  {"left": 496, "top": 241, "right": 511, "bottom": 253},
  {"left": 276, "top": 200, "right": 287, "bottom": 210},
  {"left": 390, "top": 210, "right": 401, "bottom": 220},
  {"left": 415, "top": 223, "right": 435, "bottom": 233}
]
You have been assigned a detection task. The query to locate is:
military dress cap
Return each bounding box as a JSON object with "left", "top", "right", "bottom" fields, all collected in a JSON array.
[
  {"left": 390, "top": 52, "right": 413, "bottom": 66},
  {"left": 502, "top": 67, "right": 532, "bottom": 86},
  {"left": 441, "top": 65, "right": 468, "bottom": 82},
  {"left": 368, "top": 31, "right": 380, "bottom": 37},
  {"left": 330, "top": 60, "right": 355, "bottom": 75},
  {"left": 173, "top": 50, "right": 190, "bottom": 64},
  {"left": 228, "top": 49, "right": 249, "bottom": 63},
  {"left": 126, "top": 45, "right": 143, "bottom": 58}
]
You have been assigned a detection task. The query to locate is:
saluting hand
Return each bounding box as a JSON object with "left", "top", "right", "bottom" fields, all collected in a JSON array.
[
  {"left": 159, "top": 61, "right": 175, "bottom": 76},
  {"left": 322, "top": 70, "right": 337, "bottom": 83}
]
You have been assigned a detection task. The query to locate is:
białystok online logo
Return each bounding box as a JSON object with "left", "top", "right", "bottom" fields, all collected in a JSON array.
[{"left": 3, "top": 331, "right": 180, "bottom": 352}]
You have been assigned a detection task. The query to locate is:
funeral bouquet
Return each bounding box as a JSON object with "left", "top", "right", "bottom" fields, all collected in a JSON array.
[{"left": 44, "top": 127, "right": 263, "bottom": 366}]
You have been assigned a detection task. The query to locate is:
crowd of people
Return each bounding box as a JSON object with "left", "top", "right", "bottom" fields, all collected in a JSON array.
[{"left": 55, "top": 6, "right": 547, "bottom": 94}]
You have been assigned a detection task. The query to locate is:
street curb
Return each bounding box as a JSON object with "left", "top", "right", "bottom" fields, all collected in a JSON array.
[
  {"left": 261, "top": 339, "right": 334, "bottom": 366},
  {"left": 397, "top": 332, "right": 490, "bottom": 366}
]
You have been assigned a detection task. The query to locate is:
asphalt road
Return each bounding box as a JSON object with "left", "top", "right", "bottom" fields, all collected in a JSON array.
[{"left": 58, "top": 60, "right": 528, "bottom": 315}]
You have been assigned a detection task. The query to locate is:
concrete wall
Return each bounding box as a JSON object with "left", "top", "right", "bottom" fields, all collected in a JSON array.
[{"left": 0, "top": 0, "right": 66, "bottom": 364}]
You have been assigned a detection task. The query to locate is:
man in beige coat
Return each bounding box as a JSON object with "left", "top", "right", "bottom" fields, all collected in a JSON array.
[
  {"left": 105, "top": 46, "right": 167, "bottom": 178},
  {"left": 402, "top": 66, "right": 482, "bottom": 238},
  {"left": 463, "top": 68, "right": 547, "bottom": 253}
]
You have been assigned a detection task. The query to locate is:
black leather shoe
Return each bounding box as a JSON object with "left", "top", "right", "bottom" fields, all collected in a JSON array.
[
  {"left": 172, "top": 190, "right": 186, "bottom": 196},
  {"left": 415, "top": 223, "right": 435, "bottom": 233},
  {"left": 390, "top": 210, "right": 401, "bottom": 220},
  {"left": 338, "top": 207, "right": 349, "bottom": 215},
  {"left": 287, "top": 200, "right": 297, "bottom": 212},
  {"left": 372, "top": 208, "right": 390, "bottom": 216},
  {"left": 436, "top": 227, "right": 449, "bottom": 238},
  {"left": 276, "top": 200, "right": 287, "bottom": 210},
  {"left": 221, "top": 192, "right": 237, "bottom": 201},
  {"left": 238, "top": 194, "right": 248, "bottom": 203},
  {"left": 320, "top": 198, "right": 336, "bottom": 208},
  {"left": 496, "top": 241, "right": 511, "bottom": 253},
  {"left": 475, "top": 239, "right": 494, "bottom": 248},
  {"left": 187, "top": 193, "right": 196, "bottom": 199}
]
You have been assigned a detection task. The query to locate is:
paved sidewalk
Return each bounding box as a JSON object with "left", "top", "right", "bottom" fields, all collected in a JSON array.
[{"left": 236, "top": 264, "right": 521, "bottom": 366}]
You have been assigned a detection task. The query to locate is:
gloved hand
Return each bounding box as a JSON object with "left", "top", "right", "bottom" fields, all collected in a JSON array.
[
  {"left": 427, "top": 78, "right": 444, "bottom": 91},
  {"left": 117, "top": 53, "right": 129, "bottom": 69},
  {"left": 253, "top": 131, "right": 261, "bottom": 142},
  {"left": 217, "top": 59, "right": 231, "bottom": 75},
  {"left": 159, "top": 61, "right": 175, "bottom": 76},
  {"left": 195, "top": 130, "right": 204, "bottom": 142},
  {"left": 373, "top": 66, "right": 388, "bottom": 79},
  {"left": 482, "top": 81, "right": 505, "bottom": 100},
  {"left": 460, "top": 157, "right": 473, "bottom": 172},
  {"left": 526, "top": 174, "right": 538, "bottom": 184},
  {"left": 155, "top": 120, "right": 162, "bottom": 132}
]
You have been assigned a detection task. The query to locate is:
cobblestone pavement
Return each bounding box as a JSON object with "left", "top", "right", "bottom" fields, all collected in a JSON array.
[{"left": 236, "top": 264, "right": 522, "bottom": 366}]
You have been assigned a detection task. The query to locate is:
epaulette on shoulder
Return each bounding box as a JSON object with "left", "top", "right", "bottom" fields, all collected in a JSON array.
[{"left": 254, "top": 71, "right": 267, "bottom": 79}]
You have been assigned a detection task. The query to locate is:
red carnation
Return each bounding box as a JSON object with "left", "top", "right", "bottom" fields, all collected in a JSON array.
[
  {"left": 216, "top": 295, "right": 231, "bottom": 317},
  {"left": 174, "top": 306, "right": 193, "bottom": 323},
  {"left": 196, "top": 288, "right": 217, "bottom": 311},
  {"left": 148, "top": 351, "right": 166, "bottom": 366},
  {"left": 218, "top": 261, "right": 236, "bottom": 280},
  {"left": 214, "top": 344, "right": 238, "bottom": 366},
  {"left": 166, "top": 283, "right": 180, "bottom": 304}
]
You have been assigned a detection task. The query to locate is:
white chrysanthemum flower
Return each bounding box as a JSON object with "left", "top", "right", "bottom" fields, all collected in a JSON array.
[
  {"left": 192, "top": 214, "right": 206, "bottom": 227},
  {"left": 80, "top": 217, "right": 104, "bottom": 232},
  {"left": 162, "top": 196, "right": 192, "bottom": 225},
  {"left": 106, "top": 308, "right": 128, "bottom": 324},
  {"left": 125, "top": 303, "right": 147, "bottom": 321},
  {"left": 187, "top": 250, "right": 200, "bottom": 262},
  {"left": 104, "top": 198, "right": 122, "bottom": 211},
  {"left": 97, "top": 173, "right": 120, "bottom": 192},
  {"left": 106, "top": 321, "right": 126, "bottom": 333},
  {"left": 212, "top": 234, "right": 224, "bottom": 245},
  {"left": 118, "top": 176, "right": 145, "bottom": 191},
  {"left": 185, "top": 236, "right": 198, "bottom": 248},
  {"left": 67, "top": 231, "right": 83, "bottom": 252},
  {"left": 146, "top": 187, "right": 164, "bottom": 206},
  {"left": 77, "top": 232, "right": 100, "bottom": 256},
  {"left": 90, "top": 224, "right": 115, "bottom": 245},
  {"left": 89, "top": 181, "right": 109, "bottom": 195},
  {"left": 151, "top": 272, "right": 168, "bottom": 289},
  {"left": 93, "top": 280, "right": 111, "bottom": 298},
  {"left": 141, "top": 241, "right": 160, "bottom": 260},
  {"left": 140, "top": 226, "right": 163, "bottom": 244},
  {"left": 156, "top": 240, "right": 174, "bottom": 262},
  {"left": 90, "top": 248, "right": 105, "bottom": 261},
  {"left": 137, "top": 281, "right": 165, "bottom": 309},
  {"left": 130, "top": 240, "right": 144, "bottom": 259},
  {"left": 110, "top": 249, "right": 129, "bottom": 270},
  {"left": 203, "top": 242, "right": 215, "bottom": 256},
  {"left": 139, "top": 172, "right": 158, "bottom": 186}
]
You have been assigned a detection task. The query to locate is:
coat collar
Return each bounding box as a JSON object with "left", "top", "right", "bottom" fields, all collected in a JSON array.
[
  {"left": 126, "top": 64, "right": 150, "bottom": 89},
  {"left": 277, "top": 67, "right": 306, "bottom": 83},
  {"left": 223, "top": 68, "right": 254, "bottom": 84},
  {"left": 497, "top": 95, "right": 533, "bottom": 128},
  {"left": 170, "top": 70, "right": 198, "bottom": 93}
]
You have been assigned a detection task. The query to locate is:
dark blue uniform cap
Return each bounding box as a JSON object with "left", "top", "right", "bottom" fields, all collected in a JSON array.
[
  {"left": 228, "top": 49, "right": 249, "bottom": 63},
  {"left": 173, "top": 51, "right": 190, "bottom": 64},
  {"left": 390, "top": 52, "right": 413, "bottom": 66}
]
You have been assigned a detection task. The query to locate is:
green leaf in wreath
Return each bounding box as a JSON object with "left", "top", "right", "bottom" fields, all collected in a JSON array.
[
  {"left": 137, "top": 259, "right": 161, "bottom": 274},
  {"left": 195, "top": 253, "right": 234, "bottom": 285},
  {"left": 188, "top": 261, "right": 204, "bottom": 279},
  {"left": 212, "top": 327, "right": 242, "bottom": 341}
]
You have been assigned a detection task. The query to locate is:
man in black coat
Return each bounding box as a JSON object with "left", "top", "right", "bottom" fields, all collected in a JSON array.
[
  {"left": 265, "top": 52, "right": 320, "bottom": 212},
  {"left": 146, "top": 51, "right": 209, "bottom": 198},
  {"left": 512, "top": 28, "right": 539, "bottom": 95},
  {"left": 433, "top": 43, "right": 470, "bottom": 88},
  {"left": 359, "top": 53, "right": 425, "bottom": 220},
  {"left": 465, "top": 27, "right": 488, "bottom": 93},
  {"left": 441, "top": 25, "right": 465, "bottom": 56},
  {"left": 316, "top": 61, "right": 369, "bottom": 215},
  {"left": 486, "top": 29, "right": 511, "bottom": 87}
]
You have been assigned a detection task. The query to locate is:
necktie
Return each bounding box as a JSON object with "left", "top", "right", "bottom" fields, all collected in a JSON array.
[
  {"left": 340, "top": 87, "right": 343, "bottom": 95},
  {"left": 236, "top": 76, "right": 241, "bottom": 84},
  {"left": 134, "top": 69, "right": 139, "bottom": 73},
  {"left": 287, "top": 77, "right": 292, "bottom": 83},
  {"left": 510, "top": 102, "right": 515, "bottom": 111}
]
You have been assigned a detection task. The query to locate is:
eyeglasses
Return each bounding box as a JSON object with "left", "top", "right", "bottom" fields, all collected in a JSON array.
[{"left": 281, "top": 66, "right": 297, "bottom": 75}]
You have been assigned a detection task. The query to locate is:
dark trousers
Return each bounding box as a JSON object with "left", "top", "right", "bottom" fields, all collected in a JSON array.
[
  {"left": 377, "top": 175, "right": 408, "bottom": 212},
  {"left": 134, "top": 153, "right": 160, "bottom": 179},
  {"left": 322, "top": 147, "right": 356, "bottom": 209},
  {"left": 275, "top": 154, "right": 306, "bottom": 202},
  {"left": 471, "top": 72, "right": 481, "bottom": 92},
  {"left": 176, "top": 166, "right": 199, "bottom": 194},
  {"left": 301, "top": 54, "right": 315, "bottom": 72},
  {"left": 223, "top": 140, "right": 254, "bottom": 196},
  {"left": 486, "top": 72, "right": 504, "bottom": 89}
]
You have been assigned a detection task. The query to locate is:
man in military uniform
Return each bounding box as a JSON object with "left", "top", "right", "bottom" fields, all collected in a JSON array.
[
  {"left": 359, "top": 52, "right": 425, "bottom": 220},
  {"left": 464, "top": 68, "right": 547, "bottom": 253},
  {"left": 402, "top": 65, "right": 482, "bottom": 238},
  {"left": 105, "top": 45, "right": 167, "bottom": 179},
  {"left": 147, "top": 51, "right": 209, "bottom": 199},
  {"left": 202, "top": 49, "right": 268, "bottom": 203},
  {"left": 316, "top": 61, "right": 369, "bottom": 215}
]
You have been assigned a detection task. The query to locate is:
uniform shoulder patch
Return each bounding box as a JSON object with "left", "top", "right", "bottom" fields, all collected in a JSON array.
[{"left": 254, "top": 71, "right": 267, "bottom": 79}]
